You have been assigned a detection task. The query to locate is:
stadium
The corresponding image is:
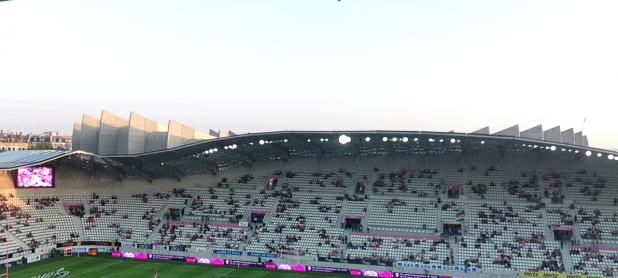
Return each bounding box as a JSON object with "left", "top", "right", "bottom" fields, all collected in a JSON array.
[
  {"left": 2, "top": 111, "right": 618, "bottom": 278},
  {"left": 3, "top": 1, "right": 618, "bottom": 277}
]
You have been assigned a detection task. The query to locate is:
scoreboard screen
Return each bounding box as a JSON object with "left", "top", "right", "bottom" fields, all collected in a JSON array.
[{"left": 15, "top": 166, "right": 55, "bottom": 188}]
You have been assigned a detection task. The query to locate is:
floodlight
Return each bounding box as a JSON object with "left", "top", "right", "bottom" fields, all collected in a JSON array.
[
  {"left": 213, "top": 148, "right": 218, "bottom": 152},
  {"left": 339, "top": 135, "right": 352, "bottom": 145},
  {"left": 402, "top": 137, "right": 409, "bottom": 142},
  {"left": 259, "top": 140, "right": 265, "bottom": 145},
  {"left": 585, "top": 150, "right": 592, "bottom": 156},
  {"left": 284, "top": 139, "right": 288, "bottom": 143},
  {"left": 224, "top": 146, "right": 229, "bottom": 150},
  {"left": 609, "top": 154, "right": 615, "bottom": 160},
  {"left": 428, "top": 138, "right": 435, "bottom": 142},
  {"left": 413, "top": 138, "right": 419, "bottom": 142},
  {"left": 232, "top": 144, "right": 237, "bottom": 149},
  {"left": 382, "top": 137, "right": 388, "bottom": 142},
  {"left": 439, "top": 139, "right": 444, "bottom": 143},
  {"left": 574, "top": 150, "right": 579, "bottom": 154},
  {"left": 597, "top": 153, "right": 603, "bottom": 157},
  {"left": 365, "top": 137, "right": 371, "bottom": 142},
  {"left": 550, "top": 146, "right": 556, "bottom": 151},
  {"left": 481, "top": 141, "right": 485, "bottom": 145},
  {"left": 450, "top": 138, "right": 456, "bottom": 143},
  {"left": 392, "top": 137, "right": 398, "bottom": 142},
  {"left": 307, "top": 139, "right": 311, "bottom": 143}
]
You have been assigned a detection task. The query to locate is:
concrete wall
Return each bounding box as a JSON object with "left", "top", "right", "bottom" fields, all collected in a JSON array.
[
  {"left": 145, "top": 132, "right": 168, "bottom": 153},
  {"left": 123, "top": 112, "right": 159, "bottom": 154},
  {"left": 471, "top": 126, "right": 490, "bottom": 135},
  {"left": 71, "top": 123, "right": 82, "bottom": 151},
  {"left": 520, "top": 125, "right": 543, "bottom": 140},
  {"left": 166, "top": 121, "right": 186, "bottom": 149},
  {"left": 0, "top": 171, "right": 15, "bottom": 192},
  {"left": 166, "top": 121, "right": 208, "bottom": 148},
  {"left": 209, "top": 129, "right": 219, "bottom": 138},
  {"left": 80, "top": 114, "right": 100, "bottom": 153},
  {"left": 194, "top": 129, "right": 214, "bottom": 140},
  {"left": 72, "top": 111, "right": 218, "bottom": 155},
  {"left": 574, "top": 131, "right": 583, "bottom": 146},
  {"left": 543, "top": 126, "right": 562, "bottom": 143},
  {"left": 116, "top": 125, "right": 129, "bottom": 154},
  {"left": 97, "top": 111, "right": 129, "bottom": 155},
  {"left": 561, "top": 128, "right": 575, "bottom": 144},
  {"left": 493, "top": 125, "right": 519, "bottom": 137}
]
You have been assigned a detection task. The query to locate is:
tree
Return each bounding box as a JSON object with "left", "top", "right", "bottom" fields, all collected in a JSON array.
[{"left": 31, "top": 142, "right": 54, "bottom": 150}]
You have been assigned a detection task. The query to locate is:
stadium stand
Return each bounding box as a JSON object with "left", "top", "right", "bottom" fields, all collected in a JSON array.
[{"left": 2, "top": 131, "right": 618, "bottom": 277}]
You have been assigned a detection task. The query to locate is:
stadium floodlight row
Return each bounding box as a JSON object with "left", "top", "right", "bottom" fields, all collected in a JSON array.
[{"left": 0, "top": 129, "right": 615, "bottom": 175}]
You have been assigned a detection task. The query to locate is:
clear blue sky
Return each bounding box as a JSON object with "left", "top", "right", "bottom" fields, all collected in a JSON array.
[{"left": 1, "top": 0, "right": 617, "bottom": 148}]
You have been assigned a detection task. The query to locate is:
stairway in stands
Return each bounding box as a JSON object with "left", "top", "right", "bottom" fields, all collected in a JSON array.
[
  {"left": 540, "top": 207, "right": 555, "bottom": 241},
  {"left": 146, "top": 221, "right": 165, "bottom": 243},
  {"left": 72, "top": 216, "right": 85, "bottom": 240},
  {"left": 60, "top": 196, "right": 85, "bottom": 239},
  {"left": 5, "top": 230, "right": 30, "bottom": 251},
  {"left": 561, "top": 240, "right": 574, "bottom": 272},
  {"left": 147, "top": 196, "right": 187, "bottom": 244}
]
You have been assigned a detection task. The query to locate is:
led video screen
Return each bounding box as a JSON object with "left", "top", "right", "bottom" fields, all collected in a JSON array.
[{"left": 15, "top": 166, "right": 55, "bottom": 188}]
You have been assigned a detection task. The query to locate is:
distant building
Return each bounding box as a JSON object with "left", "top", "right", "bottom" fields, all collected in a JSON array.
[
  {"left": 0, "top": 130, "right": 29, "bottom": 151},
  {"left": 0, "top": 130, "right": 72, "bottom": 152},
  {"left": 31, "top": 131, "right": 72, "bottom": 151}
]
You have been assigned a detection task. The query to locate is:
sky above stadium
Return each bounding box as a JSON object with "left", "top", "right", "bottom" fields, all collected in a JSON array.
[{"left": 1, "top": 0, "right": 617, "bottom": 149}]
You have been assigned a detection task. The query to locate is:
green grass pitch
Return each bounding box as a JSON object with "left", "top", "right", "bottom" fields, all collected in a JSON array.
[{"left": 7, "top": 255, "right": 351, "bottom": 278}]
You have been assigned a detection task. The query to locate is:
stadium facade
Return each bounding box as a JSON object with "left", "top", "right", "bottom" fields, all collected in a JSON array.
[{"left": 71, "top": 111, "right": 235, "bottom": 155}]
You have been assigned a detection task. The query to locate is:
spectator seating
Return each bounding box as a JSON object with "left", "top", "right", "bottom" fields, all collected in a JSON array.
[
  {"left": 4, "top": 166, "right": 618, "bottom": 276},
  {"left": 571, "top": 245, "right": 618, "bottom": 277},
  {"left": 347, "top": 233, "right": 450, "bottom": 266}
]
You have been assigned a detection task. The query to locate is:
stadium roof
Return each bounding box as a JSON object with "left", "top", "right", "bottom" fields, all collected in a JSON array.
[
  {"left": 1, "top": 130, "right": 617, "bottom": 180},
  {"left": 0, "top": 150, "right": 73, "bottom": 169}
]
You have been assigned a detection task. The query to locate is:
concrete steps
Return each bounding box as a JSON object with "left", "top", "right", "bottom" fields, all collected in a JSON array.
[
  {"left": 72, "top": 216, "right": 85, "bottom": 240},
  {"left": 5, "top": 230, "right": 30, "bottom": 250},
  {"left": 146, "top": 220, "right": 165, "bottom": 243},
  {"left": 540, "top": 207, "right": 555, "bottom": 241},
  {"left": 561, "top": 241, "right": 574, "bottom": 272}
]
